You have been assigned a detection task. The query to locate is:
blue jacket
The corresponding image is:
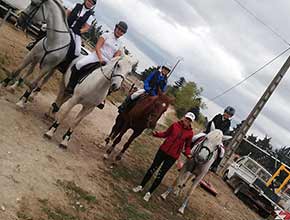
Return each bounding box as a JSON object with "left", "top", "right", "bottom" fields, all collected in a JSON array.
[{"left": 144, "top": 70, "right": 167, "bottom": 96}]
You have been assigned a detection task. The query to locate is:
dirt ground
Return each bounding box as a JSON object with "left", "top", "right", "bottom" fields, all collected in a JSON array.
[{"left": 0, "top": 23, "right": 260, "bottom": 220}]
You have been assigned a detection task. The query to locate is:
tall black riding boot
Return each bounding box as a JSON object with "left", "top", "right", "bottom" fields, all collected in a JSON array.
[
  {"left": 118, "top": 96, "right": 132, "bottom": 113},
  {"left": 64, "top": 65, "right": 80, "bottom": 95}
]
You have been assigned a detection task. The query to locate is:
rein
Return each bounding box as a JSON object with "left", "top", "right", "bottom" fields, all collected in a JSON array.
[{"left": 101, "top": 58, "right": 125, "bottom": 82}]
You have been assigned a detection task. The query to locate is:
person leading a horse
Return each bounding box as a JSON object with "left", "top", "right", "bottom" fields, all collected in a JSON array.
[
  {"left": 64, "top": 21, "right": 128, "bottom": 97},
  {"left": 26, "top": 0, "right": 96, "bottom": 55},
  {"left": 132, "top": 112, "right": 195, "bottom": 202},
  {"left": 118, "top": 64, "right": 171, "bottom": 112},
  {"left": 207, "top": 106, "right": 235, "bottom": 172}
]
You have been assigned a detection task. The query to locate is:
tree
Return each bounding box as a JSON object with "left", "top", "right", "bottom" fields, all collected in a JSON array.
[
  {"left": 174, "top": 82, "right": 204, "bottom": 118},
  {"left": 256, "top": 135, "right": 272, "bottom": 152},
  {"left": 247, "top": 134, "right": 258, "bottom": 145}
]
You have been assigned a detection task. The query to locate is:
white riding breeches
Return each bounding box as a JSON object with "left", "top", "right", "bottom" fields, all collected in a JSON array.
[
  {"left": 75, "top": 52, "right": 99, "bottom": 70},
  {"left": 130, "top": 89, "right": 145, "bottom": 100},
  {"left": 71, "top": 31, "right": 82, "bottom": 56}
]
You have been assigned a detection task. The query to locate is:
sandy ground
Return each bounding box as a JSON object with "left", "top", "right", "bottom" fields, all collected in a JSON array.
[{"left": 0, "top": 23, "right": 260, "bottom": 220}]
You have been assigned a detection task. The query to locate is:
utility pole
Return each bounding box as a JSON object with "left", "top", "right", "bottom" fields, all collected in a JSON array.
[
  {"left": 218, "top": 54, "right": 290, "bottom": 175},
  {"left": 168, "top": 57, "right": 183, "bottom": 78}
]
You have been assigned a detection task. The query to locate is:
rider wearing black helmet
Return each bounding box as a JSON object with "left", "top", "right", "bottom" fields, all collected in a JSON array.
[
  {"left": 64, "top": 21, "right": 128, "bottom": 96},
  {"left": 26, "top": 0, "right": 96, "bottom": 54},
  {"left": 205, "top": 106, "right": 235, "bottom": 173},
  {"left": 205, "top": 106, "right": 235, "bottom": 135}
]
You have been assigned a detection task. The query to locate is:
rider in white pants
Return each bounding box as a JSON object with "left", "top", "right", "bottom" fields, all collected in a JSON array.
[{"left": 64, "top": 21, "right": 128, "bottom": 96}]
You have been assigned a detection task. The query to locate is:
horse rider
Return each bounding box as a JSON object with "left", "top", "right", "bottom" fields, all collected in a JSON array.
[
  {"left": 132, "top": 112, "right": 195, "bottom": 202},
  {"left": 26, "top": 0, "right": 96, "bottom": 56},
  {"left": 192, "top": 106, "right": 235, "bottom": 173},
  {"left": 118, "top": 64, "right": 171, "bottom": 112},
  {"left": 64, "top": 21, "right": 127, "bottom": 96}
]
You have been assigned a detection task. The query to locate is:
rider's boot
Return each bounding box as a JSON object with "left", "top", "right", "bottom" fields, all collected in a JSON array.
[
  {"left": 64, "top": 64, "right": 80, "bottom": 95},
  {"left": 118, "top": 96, "right": 132, "bottom": 113}
]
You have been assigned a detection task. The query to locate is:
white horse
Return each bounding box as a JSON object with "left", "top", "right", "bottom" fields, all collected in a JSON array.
[
  {"left": 1, "top": 0, "right": 71, "bottom": 107},
  {"left": 43, "top": 55, "right": 138, "bottom": 148},
  {"left": 160, "top": 128, "right": 231, "bottom": 215}
]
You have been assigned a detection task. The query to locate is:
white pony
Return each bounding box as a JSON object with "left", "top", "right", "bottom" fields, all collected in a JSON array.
[
  {"left": 43, "top": 55, "right": 138, "bottom": 148},
  {"left": 1, "top": 0, "right": 71, "bottom": 107},
  {"left": 160, "top": 126, "right": 231, "bottom": 215}
]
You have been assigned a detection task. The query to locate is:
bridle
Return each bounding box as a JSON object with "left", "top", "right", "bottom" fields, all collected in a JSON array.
[
  {"left": 19, "top": 0, "right": 69, "bottom": 34},
  {"left": 192, "top": 138, "right": 219, "bottom": 165},
  {"left": 101, "top": 58, "right": 125, "bottom": 83}
]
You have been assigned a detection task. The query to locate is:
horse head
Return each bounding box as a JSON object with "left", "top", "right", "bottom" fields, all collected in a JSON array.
[
  {"left": 17, "top": 0, "right": 48, "bottom": 29},
  {"left": 108, "top": 55, "right": 138, "bottom": 92},
  {"left": 192, "top": 129, "right": 224, "bottom": 164},
  {"left": 145, "top": 92, "right": 175, "bottom": 128}
]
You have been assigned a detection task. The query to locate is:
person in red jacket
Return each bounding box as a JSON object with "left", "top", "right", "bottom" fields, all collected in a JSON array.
[{"left": 132, "top": 112, "right": 195, "bottom": 202}]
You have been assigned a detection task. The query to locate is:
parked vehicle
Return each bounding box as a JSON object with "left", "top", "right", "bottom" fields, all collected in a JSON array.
[{"left": 223, "top": 156, "right": 281, "bottom": 218}]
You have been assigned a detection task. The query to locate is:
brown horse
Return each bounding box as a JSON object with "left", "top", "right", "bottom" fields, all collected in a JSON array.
[{"left": 103, "top": 91, "right": 173, "bottom": 161}]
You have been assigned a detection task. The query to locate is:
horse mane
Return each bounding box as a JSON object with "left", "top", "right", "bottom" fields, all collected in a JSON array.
[{"left": 52, "top": 0, "right": 69, "bottom": 30}]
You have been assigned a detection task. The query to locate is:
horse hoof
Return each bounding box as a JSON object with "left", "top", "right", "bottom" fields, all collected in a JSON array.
[
  {"left": 16, "top": 99, "right": 25, "bottom": 108},
  {"left": 43, "top": 132, "right": 52, "bottom": 140},
  {"left": 178, "top": 207, "right": 185, "bottom": 215},
  {"left": 59, "top": 143, "right": 68, "bottom": 150},
  {"left": 103, "top": 153, "right": 109, "bottom": 160},
  {"left": 160, "top": 193, "right": 168, "bottom": 200}
]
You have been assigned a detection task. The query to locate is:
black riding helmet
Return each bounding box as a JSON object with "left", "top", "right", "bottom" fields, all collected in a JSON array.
[
  {"left": 224, "top": 106, "right": 235, "bottom": 117},
  {"left": 116, "top": 21, "right": 128, "bottom": 33}
]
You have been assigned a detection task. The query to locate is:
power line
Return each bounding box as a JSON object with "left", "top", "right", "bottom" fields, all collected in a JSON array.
[
  {"left": 210, "top": 47, "right": 290, "bottom": 101},
  {"left": 232, "top": 0, "right": 290, "bottom": 46}
]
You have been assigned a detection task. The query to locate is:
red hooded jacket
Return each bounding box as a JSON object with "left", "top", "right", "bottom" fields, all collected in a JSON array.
[{"left": 153, "top": 121, "right": 194, "bottom": 159}]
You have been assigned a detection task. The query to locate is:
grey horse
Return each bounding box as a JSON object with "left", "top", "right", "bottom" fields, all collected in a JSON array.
[{"left": 1, "top": 0, "right": 71, "bottom": 108}]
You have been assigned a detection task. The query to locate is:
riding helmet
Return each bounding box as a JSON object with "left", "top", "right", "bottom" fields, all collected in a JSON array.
[
  {"left": 116, "top": 21, "right": 128, "bottom": 33},
  {"left": 224, "top": 106, "right": 235, "bottom": 117}
]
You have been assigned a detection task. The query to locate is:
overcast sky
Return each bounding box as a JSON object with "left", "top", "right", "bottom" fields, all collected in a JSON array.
[{"left": 63, "top": 0, "right": 290, "bottom": 148}]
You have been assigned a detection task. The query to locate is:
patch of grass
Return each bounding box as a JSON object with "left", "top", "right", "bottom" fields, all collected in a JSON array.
[
  {"left": 56, "top": 180, "right": 97, "bottom": 204},
  {"left": 17, "top": 211, "right": 33, "bottom": 220},
  {"left": 122, "top": 204, "right": 151, "bottom": 220},
  {"left": 41, "top": 206, "right": 77, "bottom": 220},
  {"left": 112, "top": 163, "right": 144, "bottom": 182}
]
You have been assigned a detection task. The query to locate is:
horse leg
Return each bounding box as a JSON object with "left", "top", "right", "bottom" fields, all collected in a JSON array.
[
  {"left": 161, "top": 165, "right": 188, "bottom": 200},
  {"left": 44, "top": 96, "right": 78, "bottom": 140},
  {"left": 115, "top": 129, "right": 143, "bottom": 161},
  {"left": 30, "top": 68, "right": 56, "bottom": 101},
  {"left": 105, "top": 115, "right": 122, "bottom": 145},
  {"left": 16, "top": 68, "right": 52, "bottom": 108},
  {"left": 178, "top": 171, "right": 207, "bottom": 215},
  {"left": 59, "top": 105, "right": 95, "bottom": 149},
  {"left": 46, "top": 75, "right": 68, "bottom": 119},
  {"left": 1, "top": 52, "right": 34, "bottom": 87},
  {"left": 103, "top": 125, "right": 128, "bottom": 160},
  {"left": 7, "top": 61, "right": 37, "bottom": 93}
]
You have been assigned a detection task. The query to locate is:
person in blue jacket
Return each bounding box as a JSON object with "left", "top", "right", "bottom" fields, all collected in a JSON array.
[{"left": 118, "top": 64, "right": 171, "bottom": 112}]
